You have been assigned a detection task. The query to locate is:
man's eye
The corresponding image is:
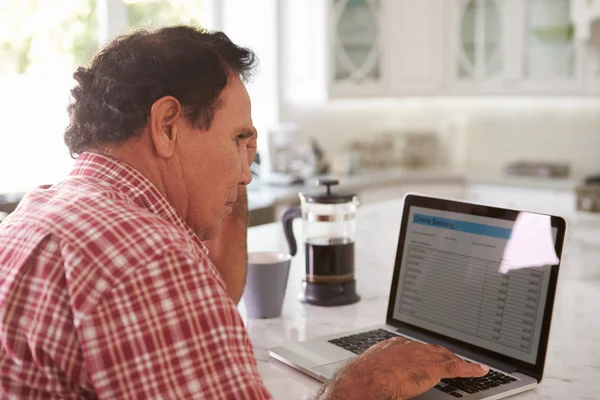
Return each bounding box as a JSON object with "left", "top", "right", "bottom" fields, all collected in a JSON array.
[{"left": 235, "top": 135, "right": 250, "bottom": 144}]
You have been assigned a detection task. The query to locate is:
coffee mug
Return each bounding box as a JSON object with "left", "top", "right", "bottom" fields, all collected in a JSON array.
[{"left": 242, "top": 252, "right": 292, "bottom": 319}]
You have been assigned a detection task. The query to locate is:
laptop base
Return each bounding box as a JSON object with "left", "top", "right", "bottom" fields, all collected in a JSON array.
[{"left": 269, "top": 324, "right": 537, "bottom": 399}]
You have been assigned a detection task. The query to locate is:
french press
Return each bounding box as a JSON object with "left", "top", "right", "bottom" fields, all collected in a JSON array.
[{"left": 282, "top": 179, "right": 360, "bottom": 306}]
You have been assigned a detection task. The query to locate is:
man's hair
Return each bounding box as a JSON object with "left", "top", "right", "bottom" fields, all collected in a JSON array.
[{"left": 64, "top": 25, "right": 257, "bottom": 156}]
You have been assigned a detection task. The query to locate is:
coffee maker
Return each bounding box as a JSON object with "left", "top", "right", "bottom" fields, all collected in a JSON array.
[{"left": 282, "top": 179, "right": 360, "bottom": 306}]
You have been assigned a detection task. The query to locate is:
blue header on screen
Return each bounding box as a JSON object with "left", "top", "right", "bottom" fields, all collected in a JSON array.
[{"left": 413, "top": 214, "right": 512, "bottom": 239}]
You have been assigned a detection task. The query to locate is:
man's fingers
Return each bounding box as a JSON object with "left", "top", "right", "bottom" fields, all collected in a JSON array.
[{"left": 439, "top": 360, "right": 489, "bottom": 378}]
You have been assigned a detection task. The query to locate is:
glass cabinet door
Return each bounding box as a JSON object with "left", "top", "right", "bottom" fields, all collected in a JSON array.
[
  {"left": 332, "top": 0, "right": 381, "bottom": 84},
  {"left": 523, "top": 0, "right": 575, "bottom": 80},
  {"left": 457, "top": 0, "right": 503, "bottom": 80}
]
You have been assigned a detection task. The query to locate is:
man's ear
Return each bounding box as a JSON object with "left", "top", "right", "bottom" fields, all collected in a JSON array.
[{"left": 149, "top": 96, "right": 182, "bottom": 158}]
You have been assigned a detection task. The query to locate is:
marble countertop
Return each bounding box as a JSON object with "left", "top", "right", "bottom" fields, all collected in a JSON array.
[{"left": 243, "top": 198, "right": 600, "bottom": 400}]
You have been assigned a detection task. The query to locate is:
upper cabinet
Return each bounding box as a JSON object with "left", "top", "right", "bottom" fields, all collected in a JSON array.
[
  {"left": 329, "top": 0, "right": 445, "bottom": 97},
  {"left": 585, "top": 19, "right": 600, "bottom": 93},
  {"left": 523, "top": 0, "right": 577, "bottom": 80},
  {"left": 324, "top": 0, "right": 596, "bottom": 98},
  {"left": 454, "top": 0, "right": 504, "bottom": 82},
  {"left": 329, "top": 0, "right": 386, "bottom": 97},
  {"left": 448, "top": 0, "right": 584, "bottom": 94},
  {"left": 519, "top": 0, "right": 584, "bottom": 92}
]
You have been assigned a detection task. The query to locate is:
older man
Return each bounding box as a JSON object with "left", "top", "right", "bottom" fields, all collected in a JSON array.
[{"left": 0, "top": 26, "right": 486, "bottom": 399}]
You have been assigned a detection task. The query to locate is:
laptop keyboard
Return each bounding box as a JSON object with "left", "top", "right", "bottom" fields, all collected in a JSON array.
[
  {"left": 328, "top": 329, "right": 398, "bottom": 354},
  {"left": 434, "top": 368, "right": 517, "bottom": 398},
  {"left": 328, "top": 329, "right": 518, "bottom": 398}
]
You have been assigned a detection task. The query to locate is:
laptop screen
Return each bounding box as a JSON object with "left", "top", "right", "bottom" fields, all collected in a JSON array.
[{"left": 391, "top": 204, "right": 559, "bottom": 365}]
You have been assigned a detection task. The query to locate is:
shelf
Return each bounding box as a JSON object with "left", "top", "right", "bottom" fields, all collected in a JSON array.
[{"left": 531, "top": 24, "right": 574, "bottom": 42}]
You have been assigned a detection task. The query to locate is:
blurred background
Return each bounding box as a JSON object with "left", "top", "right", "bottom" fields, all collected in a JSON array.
[{"left": 2, "top": 0, "right": 600, "bottom": 224}]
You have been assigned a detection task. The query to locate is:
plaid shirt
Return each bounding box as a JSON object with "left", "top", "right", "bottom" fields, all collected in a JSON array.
[{"left": 0, "top": 152, "right": 271, "bottom": 399}]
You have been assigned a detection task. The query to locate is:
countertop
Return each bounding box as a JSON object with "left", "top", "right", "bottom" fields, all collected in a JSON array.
[
  {"left": 247, "top": 166, "right": 589, "bottom": 211},
  {"left": 243, "top": 198, "right": 600, "bottom": 400},
  {"left": 247, "top": 167, "right": 465, "bottom": 208}
]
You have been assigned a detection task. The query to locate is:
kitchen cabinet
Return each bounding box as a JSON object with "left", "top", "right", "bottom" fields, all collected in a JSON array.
[
  {"left": 447, "top": 0, "right": 507, "bottom": 92},
  {"left": 325, "top": 0, "right": 594, "bottom": 98},
  {"left": 329, "top": 0, "right": 387, "bottom": 97},
  {"left": 388, "top": 0, "right": 446, "bottom": 94},
  {"left": 248, "top": 206, "right": 275, "bottom": 228},
  {"left": 520, "top": 0, "right": 582, "bottom": 90},
  {"left": 582, "top": 13, "right": 600, "bottom": 94},
  {"left": 328, "top": 0, "right": 445, "bottom": 97},
  {"left": 448, "top": 0, "right": 585, "bottom": 94}
]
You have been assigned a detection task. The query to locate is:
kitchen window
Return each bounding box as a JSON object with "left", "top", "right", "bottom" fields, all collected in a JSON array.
[{"left": 0, "top": 0, "right": 217, "bottom": 193}]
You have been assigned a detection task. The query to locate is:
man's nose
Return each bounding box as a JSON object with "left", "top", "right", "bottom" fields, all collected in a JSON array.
[{"left": 239, "top": 160, "right": 252, "bottom": 186}]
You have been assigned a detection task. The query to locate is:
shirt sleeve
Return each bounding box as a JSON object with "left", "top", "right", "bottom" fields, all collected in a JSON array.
[{"left": 77, "top": 250, "right": 272, "bottom": 399}]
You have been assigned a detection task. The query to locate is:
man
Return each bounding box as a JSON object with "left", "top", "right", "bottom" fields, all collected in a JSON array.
[{"left": 0, "top": 26, "right": 487, "bottom": 399}]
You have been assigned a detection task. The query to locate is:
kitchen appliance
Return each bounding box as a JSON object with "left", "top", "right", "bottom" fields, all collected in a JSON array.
[
  {"left": 261, "top": 123, "right": 317, "bottom": 186},
  {"left": 282, "top": 179, "right": 360, "bottom": 306},
  {"left": 349, "top": 131, "right": 439, "bottom": 170},
  {"left": 390, "top": 131, "right": 438, "bottom": 168},
  {"left": 576, "top": 174, "right": 600, "bottom": 213},
  {"left": 503, "top": 161, "right": 571, "bottom": 178}
]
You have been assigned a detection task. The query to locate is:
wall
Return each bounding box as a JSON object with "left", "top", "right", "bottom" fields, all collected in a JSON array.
[{"left": 281, "top": 97, "right": 600, "bottom": 177}]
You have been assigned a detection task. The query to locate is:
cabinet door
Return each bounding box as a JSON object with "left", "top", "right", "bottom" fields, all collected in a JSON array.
[
  {"left": 329, "top": 0, "right": 387, "bottom": 97},
  {"left": 448, "top": 0, "right": 509, "bottom": 92},
  {"left": 389, "top": 0, "right": 445, "bottom": 94},
  {"left": 583, "top": 17, "right": 600, "bottom": 94},
  {"left": 517, "top": 0, "right": 585, "bottom": 92}
]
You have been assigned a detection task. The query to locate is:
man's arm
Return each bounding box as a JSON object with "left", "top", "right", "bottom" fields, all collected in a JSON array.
[
  {"left": 204, "top": 186, "right": 248, "bottom": 303},
  {"left": 80, "top": 250, "right": 271, "bottom": 399}
]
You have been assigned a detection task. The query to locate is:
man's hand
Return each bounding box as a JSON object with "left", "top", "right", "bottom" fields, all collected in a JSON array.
[
  {"left": 318, "top": 336, "right": 488, "bottom": 400},
  {"left": 204, "top": 186, "right": 248, "bottom": 303}
]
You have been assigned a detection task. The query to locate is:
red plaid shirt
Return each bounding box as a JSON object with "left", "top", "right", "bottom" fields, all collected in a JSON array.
[{"left": 0, "top": 152, "right": 272, "bottom": 399}]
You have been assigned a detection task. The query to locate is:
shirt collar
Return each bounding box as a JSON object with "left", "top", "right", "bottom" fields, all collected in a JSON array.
[{"left": 69, "top": 152, "right": 209, "bottom": 254}]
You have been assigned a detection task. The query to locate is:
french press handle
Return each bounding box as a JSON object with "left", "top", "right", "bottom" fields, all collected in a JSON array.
[{"left": 282, "top": 207, "right": 302, "bottom": 256}]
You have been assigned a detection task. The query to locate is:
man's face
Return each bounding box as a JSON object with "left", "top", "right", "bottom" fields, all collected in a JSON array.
[{"left": 174, "top": 76, "right": 256, "bottom": 239}]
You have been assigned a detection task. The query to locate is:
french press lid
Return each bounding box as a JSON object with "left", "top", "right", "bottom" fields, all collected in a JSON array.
[{"left": 301, "top": 179, "right": 356, "bottom": 204}]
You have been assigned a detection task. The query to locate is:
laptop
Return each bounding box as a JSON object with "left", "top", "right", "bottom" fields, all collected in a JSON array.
[{"left": 270, "top": 194, "right": 567, "bottom": 399}]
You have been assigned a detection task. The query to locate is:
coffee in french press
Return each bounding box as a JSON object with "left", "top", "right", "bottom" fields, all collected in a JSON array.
[{"left": 282, "top": 179, "right": 360, "bottom": 306}]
